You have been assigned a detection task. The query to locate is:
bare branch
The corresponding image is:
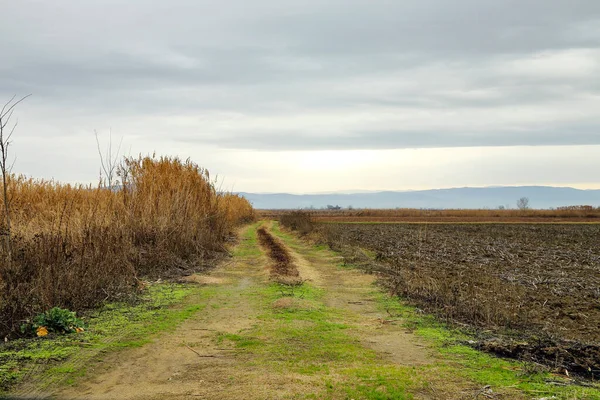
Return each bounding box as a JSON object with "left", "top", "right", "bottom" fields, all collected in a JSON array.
[
  {"left": 0, "top": 95, "right": 16, "bottom": 117},
  {"left": 6, "top": 120, "right": 18, "bottom": 144},
  {"left": 0, "top": 109, "right": 15, "bottom": 130},
  {"left": 95, "top": 129, "right": 124, "bottom": 188},
  {"left": 95, "top": 130, "right": 109, "bottom": 183},
  {"left": 0, "top": 94, "right": 31, "bottom": 120},
  {"left": 8, "top": 157, "right": 17, "bottom": 175},
  {"left": 0, "top": 94, "right": 30, "bottom": 262}
]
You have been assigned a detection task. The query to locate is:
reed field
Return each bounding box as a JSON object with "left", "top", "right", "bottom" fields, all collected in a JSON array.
[{"left": 0, "top": 156, "right": 255, "bottom": 337}]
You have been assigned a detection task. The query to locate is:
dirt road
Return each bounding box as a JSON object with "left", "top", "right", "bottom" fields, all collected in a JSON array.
[{"left": 14, "top": 222, "right": 527, "bottom": 399}]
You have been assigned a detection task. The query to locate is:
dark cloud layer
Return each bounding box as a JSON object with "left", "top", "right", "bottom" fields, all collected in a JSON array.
[{"left": 2, "top": 0, "right": 600, "bottom": 152}]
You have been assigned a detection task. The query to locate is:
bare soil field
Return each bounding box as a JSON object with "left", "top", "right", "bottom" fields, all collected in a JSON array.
[
  {"left": 320, "top": 222, "right": 600, "bottom": 378},
  {"left": 316, "top": 216, "right": 600, "bottom": 223}
]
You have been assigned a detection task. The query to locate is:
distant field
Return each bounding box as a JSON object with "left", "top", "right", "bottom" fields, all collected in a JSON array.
[{"left": 262, "top": 208, "right": 600, "bottom": 223}]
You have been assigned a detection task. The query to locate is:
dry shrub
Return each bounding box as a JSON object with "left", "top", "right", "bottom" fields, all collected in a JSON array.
[
  {"left": 123, "top": 156, "right": 231, "bottom": 275},
  {"left": 279, "top": 211, "right": 314, "bottom": 235},
  {"left": 221, "top": 193, "right": 256, "bottom": 227},
  {"left": 0, "top": 156, "right": 254, "bottom": 336}
]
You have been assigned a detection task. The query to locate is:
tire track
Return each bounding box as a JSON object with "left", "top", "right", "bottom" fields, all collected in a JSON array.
[{"left": 256, "top": 226, "right": 300, "bottom": 280}]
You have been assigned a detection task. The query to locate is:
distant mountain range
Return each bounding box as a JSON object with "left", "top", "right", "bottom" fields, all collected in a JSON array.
[{"left": 238, "top": 186, "right": 600, "bottom": 210}]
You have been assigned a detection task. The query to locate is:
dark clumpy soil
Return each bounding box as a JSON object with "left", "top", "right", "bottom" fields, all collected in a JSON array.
[
  {"left": 478, "top": 337, "right": 600, "bottom": 378},
  {"left": 322, "top": 223, "right": 600, "bottom": 378},
  {"left": 257, "top": 227, "right": 299, "bottom": 278}
]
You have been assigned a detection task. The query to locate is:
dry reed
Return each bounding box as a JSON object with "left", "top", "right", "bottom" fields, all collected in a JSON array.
[{"left": 0, "top": 156, "right": 255, "bottom": 336}]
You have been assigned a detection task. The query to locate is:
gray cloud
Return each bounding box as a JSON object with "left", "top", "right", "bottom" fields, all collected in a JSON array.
[
  {"left": 1, "top": 0, "right": 600, "bottom": 183},
  {"left": 174, "top": 123, "right": 600, "bottom": 151}
]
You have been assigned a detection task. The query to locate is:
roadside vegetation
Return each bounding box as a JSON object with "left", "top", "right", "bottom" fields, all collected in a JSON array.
[
  {"left": 0, "top": 98, "right": 255, "bottom": 393},
  {"left": 0, "top": 283, "right": 210, "bottom": 392},
  {"left": 0, "top": 156, "right": 255, "bottom": 338}
]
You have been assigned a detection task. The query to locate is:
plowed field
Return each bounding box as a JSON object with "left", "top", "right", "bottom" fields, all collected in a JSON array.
[{"left": 322, "top": 223, "right": 600, "bottom": 377}]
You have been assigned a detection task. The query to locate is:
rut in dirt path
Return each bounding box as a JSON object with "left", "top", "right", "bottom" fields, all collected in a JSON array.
[{"left": 257, "top": 226, "right": 300, "bottom": 279}]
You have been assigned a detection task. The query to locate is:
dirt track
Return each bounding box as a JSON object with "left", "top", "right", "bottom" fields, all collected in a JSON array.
[{"left": 11, "top": 223, "right": 537, "bottom": 399}]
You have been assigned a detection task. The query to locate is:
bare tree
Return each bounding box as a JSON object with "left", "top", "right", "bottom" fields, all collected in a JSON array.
[
  {"left": 95, "top": 129, "right": 123, "bottom": 189},
  {"left": 0, "top": 94, "right": 31, "bottom": 260},
  {"left": 516, "top": 197, "right": 530, "bottom": 210}
]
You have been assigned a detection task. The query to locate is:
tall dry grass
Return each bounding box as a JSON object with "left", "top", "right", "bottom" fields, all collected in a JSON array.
[
  {"left": 0, "top": 156, "right": 255, "bottom": 336},
  {"left": 279, "top": 211, "right": 315, "bottom": 235}
]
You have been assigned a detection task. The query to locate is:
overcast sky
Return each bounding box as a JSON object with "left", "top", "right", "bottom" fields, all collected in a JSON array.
[{"left": 2, "top": 0, "right": 600, "bottom": 193}]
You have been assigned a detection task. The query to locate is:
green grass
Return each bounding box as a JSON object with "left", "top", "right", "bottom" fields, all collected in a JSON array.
[
  {"left": 271, "top": 222, "right": 328, "bottom": 256},
  {"left": 258, "top": 284, "right": 360, "bottom": 367},
  {"left": 0, "top": 283, "right": 211, "bottom": 394},
  {"left": 232, "top": 221, "right": 263, "bottom": 257},
  {"left": 217, "top": 333, "right": 263, "bottom": 349},
  {"left": 342, "top": 366, "right": 417, "bottom": 400},
  {"left": 210, "top": 272, "right": 422, "bottom": 399}
]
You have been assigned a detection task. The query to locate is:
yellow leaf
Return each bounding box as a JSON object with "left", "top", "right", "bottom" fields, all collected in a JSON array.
[
  {"left": 36, "top": 326, "right": 48, "bottom": 337},
  {"left": 75, "top": 327, "right": 84, "bottom": 333}
]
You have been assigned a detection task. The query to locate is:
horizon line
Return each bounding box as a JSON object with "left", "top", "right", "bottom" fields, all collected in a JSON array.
[{"left": 237, "top": 184, "right": 600, "bottom": 196}]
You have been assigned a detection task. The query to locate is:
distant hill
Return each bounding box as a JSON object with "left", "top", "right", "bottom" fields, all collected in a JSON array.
[{"left": 238, "top": 186, "right": 600, "bottom": 210}]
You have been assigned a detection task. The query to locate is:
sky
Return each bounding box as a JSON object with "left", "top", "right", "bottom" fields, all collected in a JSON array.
[{"left": 2, "top": 0, "right": 600, "bottom": 193}]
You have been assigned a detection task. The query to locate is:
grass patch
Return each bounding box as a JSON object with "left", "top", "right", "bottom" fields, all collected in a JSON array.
[
  {"left": 271, "top": 222, "right": 329, "bottom": 257},
  {"left": 0, "top": 283, "right": 210, "bottom": 394},
  {"left": 216, "top": 333, "right": 263, "bottom": 349},
  {"left": 269, "top": 221, "right": 288, "bottom": 238},
  {"left": 261, "top": 283, "right": 361, "bottom": 368},
  {"left": 222, "top": 266, "right": 428, "bottom": 398},
  {"left": 341, "top": 366, "right": 418, "bottom": 400},
  {"left": 232, "top": 222, "right": 263, "bottom": 258}
]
